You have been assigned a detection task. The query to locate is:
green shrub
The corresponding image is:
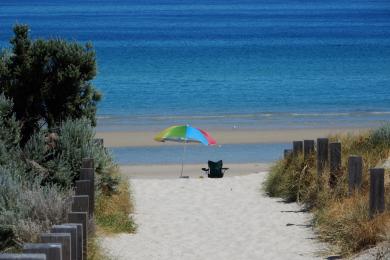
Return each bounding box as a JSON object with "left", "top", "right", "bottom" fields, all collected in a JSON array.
[
  {"left": 0, "top": 94, "right": 21, "bottom": 166},
  {"left": 55, "top": 118, "right": 114, "bottom": 182},
  {"left": 370, "top": 123, "right": 390, "bottom": 150},
  {"left": 0, "top": 167, "right": 72, "bottom": 248},
  {"left": 18, "top": 117, "right": 117, "bottom": 190}
]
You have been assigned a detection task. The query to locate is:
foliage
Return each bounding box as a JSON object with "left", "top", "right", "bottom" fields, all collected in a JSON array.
[
  {"left": 0, "top": 94, "right": 21, "bottom": 150},
  {"left": 0, "top": 167, "right": 72, "bottom": 249},
  {"left": 5, "top": 117, "right": 116, "bottom": 189},
  {"left": 370, "top": 123, "right": 390, "bottom": 152},
  {"left": 0, "top": 97, "right": 121, "bottom": 252},
  {"left": 0, "top": 24, "right": 132, "bottom": 257},
  {"left": 0, "top": 24, "right": 101, "bottom": 143},
  {"left": 54, "top": 118, "right": 115, "bottom": 188},
  {"left": 264, "top": 127, "right": 390, "bottom": 256},
  {"left": 95, "top": 172, "right": 136, "bottom": 234},
  {"left": 315, "top": 194, "right": 390, "bottom": 255}
]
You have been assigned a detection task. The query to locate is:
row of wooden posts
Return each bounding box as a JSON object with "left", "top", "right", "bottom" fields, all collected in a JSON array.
[
  {"left": 0, "top": 158, "right": 96, "bottom": 260},
  {"left": 284, "top": 138, "right": 386, "bottom": 218}
]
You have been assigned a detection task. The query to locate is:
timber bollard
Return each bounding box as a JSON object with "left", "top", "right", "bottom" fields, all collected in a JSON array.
[
  {"left": 23, "top": 244, "right": 61, "bottom": 260},
  {"left": 40, "top": 233, "right": 71, "bottom": 260},
  {"left": 303, "top": 140, "right": 315, "bottom": 159},
  {"left": 72, "top": 195, "right": 90, "bottom": 215},
  {"left": 51, "top": 225, "right": 78, "bottom": 260},
  {"left": 316, "top": 138, "right": 329, "bottom": 176},
  {"left": 292, "top": 141, "right": 303, "bottom": 156},
  {"left": 80, "top": 168, "right": 95, "bottom": 217},
  {"left": 329, "top": 142, "right": 342, "bottom": 188},
  {"left": 62, "top": 224, "right": 83, "bottom": 260},
  {"left": 0, "top": 254, "right": 47, "bottom": 260},
  {"left": 68, "top": 212, "right": 88, "bottom": 260},
  {"left": 284, "top": 149, "right": 292, "bottom": 159},
  {"left": 82, "top": 158, "right": 94, "bottom": 169},
  {"left": 348, "top": 156, "right": 363, "bottom": 194},
  {"left": 369, "top": 168, "right": 385, "bottom": 218}
]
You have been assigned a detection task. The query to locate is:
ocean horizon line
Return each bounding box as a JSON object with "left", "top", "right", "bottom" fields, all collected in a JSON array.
[{"left": 97, "top": 110, "right": 390, "bottom": 120}]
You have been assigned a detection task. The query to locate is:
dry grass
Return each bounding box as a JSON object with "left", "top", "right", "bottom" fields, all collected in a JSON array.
[
  {"left": 314, "top": 194, "right": 390, "bottom": 255},
  {"left": 264, "top": 126, "right": 390, "bottom": 256},
  {"left": 95, "top": 167, "right": 136, "bottom": 234},
  {"left": 87, "top": 232, "right": 109, "bottom": 260},
  {"left": 88, "top": 168, "right": 136, "bottom": 259}
]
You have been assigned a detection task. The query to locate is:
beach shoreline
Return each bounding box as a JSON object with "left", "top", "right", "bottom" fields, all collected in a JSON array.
[
  {"left": 119, "top": 163, "right": 271, "bottom": 179},
  {"left": 97, "top": 127, "right": 369, "bottom": 148}
]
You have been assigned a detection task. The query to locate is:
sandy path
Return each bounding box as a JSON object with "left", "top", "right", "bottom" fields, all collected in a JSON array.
[{"left": 102, "top": 173, "right": 324, "bottom": 260}]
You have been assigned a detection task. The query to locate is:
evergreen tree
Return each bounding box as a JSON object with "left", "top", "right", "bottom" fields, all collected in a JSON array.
[{"left": 0, "top": 24, "right": 101, "bottom": 143}]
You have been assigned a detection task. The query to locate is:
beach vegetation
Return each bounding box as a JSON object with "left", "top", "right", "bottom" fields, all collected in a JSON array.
[
  {"left": 264, "top": 125, "right": 390, "bottom": 256},
  {"left": 0, "top": 25, "right": 134, "bottom": 258},
  {"left": 0, "top": 95, "right": 132, "bottom": 255},
  {"left": 95, "top": 168, "right": 136, "bottom": 234},
  {"left": 0, "top": 167, "right": 72, "bottom": 250},
  {"left": 0, "top": 24, "right": 101, "bottom": 143}
]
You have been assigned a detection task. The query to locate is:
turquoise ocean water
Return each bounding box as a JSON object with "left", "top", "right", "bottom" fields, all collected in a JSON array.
[{"left": 1, "top": 0, "right": 390, "bottom": 164}]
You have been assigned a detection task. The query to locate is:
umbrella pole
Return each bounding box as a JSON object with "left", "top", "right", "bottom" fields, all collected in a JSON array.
[{"left": 180, "top": 141, "right": 187, "bottom": 177}]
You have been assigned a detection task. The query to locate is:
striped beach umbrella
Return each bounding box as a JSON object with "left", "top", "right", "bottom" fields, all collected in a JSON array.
[{"left": 154, "top": 125, "right": 216, "bottom": 177}]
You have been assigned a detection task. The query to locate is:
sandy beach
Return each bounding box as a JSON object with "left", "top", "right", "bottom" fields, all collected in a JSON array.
[
  {"left": 119, "top": 163, "right": 270, "bottom": 179},
  {"left": 102, "top": 171, "right": 326, "bottom": 260},
  {"left": 97, "top": 127, "right": 368, "bottom": 147}
]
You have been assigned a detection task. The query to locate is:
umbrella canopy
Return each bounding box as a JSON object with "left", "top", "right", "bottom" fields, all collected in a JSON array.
[
  {"left": 154, "top": 125, "right": 216, "bottom": 146},
  {"left": 154, "top": 125, "right": 216, "bottom": 177}
]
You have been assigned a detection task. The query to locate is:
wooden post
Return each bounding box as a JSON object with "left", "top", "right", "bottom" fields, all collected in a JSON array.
[
  {"left": 75, "top": 180, "right": 90, "bottom": 196},
  {"left": 51, "top": 225, "right": 78, "bottom": 260},
  {"left": 72, "top": 195, "right": 89, "bottom": 215},
  {"left": 80, "top": 168, "right": 95, "bottom": 217},
  {"left": 82, "top": 158, "right": 94, "bottom": 169},
  {"left": 292, "top": 141, "right": 303, "bottom": 156},
  {"left": 329, "top": 142, "right": 342, "bottom": 188},
  {"left": 369, "top": 168, "right": 385, "bottom": 218},
  {"left": 348, "top": 155, "right": 363, "bottom": 194},
  {"left": 68, "top": 212, "right": 88, "bottom": 260},
  {"left": 40, "top": 233, "right": 71, "bottom": 260},
  {"left": 62, "top": 224, "right": 83, "bottom": 260},
  {"left": 23, "top": 244, "right": 61, "bottom": 260},
  {"left": 303, "top": 140, "right": 315, "bottom": 159},
  {"left": 0, "top": 254, "right": 47, "bottom": 259},
  {"left": 283, "top": 149, "right": 292, "bottom": 159},
  {"left": 316, "top": 138, "right": 329, "bottom": 176}
]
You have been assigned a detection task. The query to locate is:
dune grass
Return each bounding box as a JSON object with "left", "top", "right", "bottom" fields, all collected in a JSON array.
[
  {"left": 95, "top": 167, "right": 136, "bottom": 234},
  {"left": 264, "top": 125, "right": 390, "bottom": 256},
  {"left": 87, "top": 235, "right": 109, "bottom": 260},
  {"left": 87, "top": 167, "right": 136, "bottom": 259}
]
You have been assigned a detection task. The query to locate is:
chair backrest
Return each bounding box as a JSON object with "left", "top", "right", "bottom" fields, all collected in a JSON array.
[{"left": 208, "top": 160, "right": 223, "bottom": 175}]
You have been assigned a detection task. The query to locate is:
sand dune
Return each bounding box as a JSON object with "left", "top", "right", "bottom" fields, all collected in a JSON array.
[{"left": 102, "top": 172, "right": 325, "bottom": 260}]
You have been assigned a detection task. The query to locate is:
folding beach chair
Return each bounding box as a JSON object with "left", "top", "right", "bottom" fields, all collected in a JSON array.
[{"left": 202, "top": 160, "right": 229, "bottom": 178}]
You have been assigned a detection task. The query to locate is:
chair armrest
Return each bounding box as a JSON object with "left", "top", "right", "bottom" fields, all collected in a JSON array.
[
  {"left": 222, "top": 168, "right": 229, "bottom": 170},
  {"left": 201, "top": 168, "right": 209, "bottom": 172}
]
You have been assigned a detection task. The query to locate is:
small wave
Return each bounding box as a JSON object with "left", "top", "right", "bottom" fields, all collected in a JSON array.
[
  {"left": 369, "top": 111, "right": 390, "bottom": 115},
  {"left": 97, "top": 115, "right": 115, "bottom": 119},
  {"left": 291, "top": 112, "right": 350, "bottom": 117}
]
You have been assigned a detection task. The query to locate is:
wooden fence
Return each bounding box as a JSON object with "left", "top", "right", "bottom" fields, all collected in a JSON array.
[
  {"left": 0, "top": 156, "right": 97, "bottom": 260},
  {"left": 284, "top": 138, "right": 386, "bottom": 218}
]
